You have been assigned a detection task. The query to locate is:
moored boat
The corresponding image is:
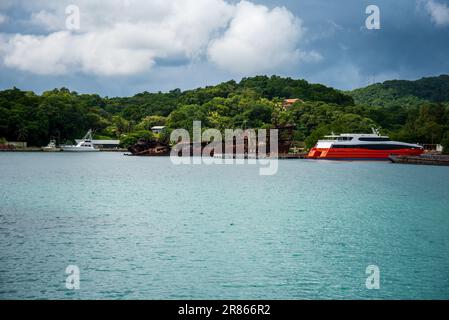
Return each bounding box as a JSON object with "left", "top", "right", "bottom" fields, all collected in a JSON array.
[
  {"left": 41, "top": 140, "right": 61, "bottom": 152},
  {"left": 308, "top": 129, "right": 424, "bottom": 160},
  {"left": 61, "top": 130, "right": 99, "bottom": 152}
]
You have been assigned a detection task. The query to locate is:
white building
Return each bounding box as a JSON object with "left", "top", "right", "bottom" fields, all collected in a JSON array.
[
  {"left": 151, "top": 126, "right": 166, "bottom": 134},
  {"left": 6, "top": 141, "right": 27, "bottom": 148}
]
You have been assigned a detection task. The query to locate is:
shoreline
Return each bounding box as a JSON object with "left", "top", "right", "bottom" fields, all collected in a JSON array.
[{"left": 0, "top": 148, "right": 128, "bottom": 153}]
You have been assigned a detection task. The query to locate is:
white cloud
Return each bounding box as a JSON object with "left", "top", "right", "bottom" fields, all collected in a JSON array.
[
  {"left": 2, "top": 31, "right": 157, "bottom": 76},
  {"left": 0, "top": 0, "right": 315, "bottom": 76},
  {"left": 30, "top": 10, "right": 64, "bottom": 31},
  {"left": 425, "top": 0, "right": 449, "bottom": 26},
  {"left": 208, "top": 1, "right": 313, "bottom": 74},
  {"left": 3, "top": 32, "right": 74, "bottom": 75}
]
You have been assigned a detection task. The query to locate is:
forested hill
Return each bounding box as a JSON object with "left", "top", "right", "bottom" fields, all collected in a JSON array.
[
  {"left": 1, "top": 75, "right": 448, "bottom": 151},
  {"left": 109, "top": 75, "right": 354, "bottom": 121},
  {"left": 349, "top": 75, "right": 449, "bottom": 107}
]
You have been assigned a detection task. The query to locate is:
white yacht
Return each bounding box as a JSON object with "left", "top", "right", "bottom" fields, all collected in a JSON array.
[{"left": 61, "top": 130, "right": 99, "bottom": 152}]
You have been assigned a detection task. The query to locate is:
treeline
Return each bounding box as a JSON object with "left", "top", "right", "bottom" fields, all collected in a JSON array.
[
  {"left": 350, "top": 74, "right": 449, "bottom": 107},
  {"left": 0, "top": 75, "right": 448, "bottom": 152}
]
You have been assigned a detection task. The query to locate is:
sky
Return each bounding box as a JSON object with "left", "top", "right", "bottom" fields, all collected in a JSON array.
[{"left": 0, "top": 0, "right": 449, "bottom": 96}]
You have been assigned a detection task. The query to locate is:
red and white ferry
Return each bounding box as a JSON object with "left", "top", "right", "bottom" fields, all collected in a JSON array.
[{"left": 308, "top": 129, "right": 424, "bottom": 160}]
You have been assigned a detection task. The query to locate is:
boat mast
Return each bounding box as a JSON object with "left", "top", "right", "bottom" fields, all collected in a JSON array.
[{"left": 83, "top": 129, "right": 93, "bottom": 141}]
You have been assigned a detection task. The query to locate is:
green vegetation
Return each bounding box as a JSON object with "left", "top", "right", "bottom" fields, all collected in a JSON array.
[
  {"left": 120, "top": 130, "right": 155, "bottom": 148},
  {"left": 1, "top": 75, "right": 448, "bottom": 150},
  {"left": 347, "top": 75, "right": 449, "bottom": 148},
  {"left": 350, "top": 75, "right": 449, "bottom": 107}
]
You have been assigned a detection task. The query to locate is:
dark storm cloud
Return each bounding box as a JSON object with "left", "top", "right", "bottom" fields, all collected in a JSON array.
[{"left": 258, "top": 0, "right": 449, "bottom": 88}]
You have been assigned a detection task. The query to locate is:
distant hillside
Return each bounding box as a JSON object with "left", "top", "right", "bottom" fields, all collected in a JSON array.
[
  {"left": 350, "top": 75, "right": 449, "bottom": 107},
  {"left": 237, "top": 75, "right": 354, "bottom": 105},
  {"left": 110, "top": 75, "right": 354, "bottom": 120}
]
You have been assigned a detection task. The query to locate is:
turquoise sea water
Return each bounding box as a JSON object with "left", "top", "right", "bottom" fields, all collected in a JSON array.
[{"left": 0, "top": 152, "right": 448, "bottom": 300}]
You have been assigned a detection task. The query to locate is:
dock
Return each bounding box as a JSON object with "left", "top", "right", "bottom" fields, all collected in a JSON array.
[
  {"left": 389, "top": 154, "right": 449, "bottom": 166},
  {"left": 278, "top": 153, "right": 308, "bottom": 159}
]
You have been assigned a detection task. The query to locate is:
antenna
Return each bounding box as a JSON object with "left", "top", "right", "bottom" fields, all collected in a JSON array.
[
  {"left": 83, "top": 129, "right": 93, "bottom": 141},
  {"left": 371, "top": 127, "right": 380, "bottom": 136}
]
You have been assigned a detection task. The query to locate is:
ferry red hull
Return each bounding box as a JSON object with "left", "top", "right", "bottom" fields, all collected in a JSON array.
[{"left": 308, "top": 147, "right": 424, "bottom": 160}]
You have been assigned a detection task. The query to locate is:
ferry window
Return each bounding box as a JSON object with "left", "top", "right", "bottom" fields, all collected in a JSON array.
[
  {"left": 336, "top": 137, "right": 353, "bottom": 141},
  {"left": 359, "top": 137, "right": 390, "bottom": 142}
]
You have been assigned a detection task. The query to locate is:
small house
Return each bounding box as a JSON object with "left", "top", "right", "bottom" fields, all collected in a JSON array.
[
  {"left": 6, "top": 141, "right": 27, "bottom": 148},
  {"left": 282, "top": 98, "right": 304, "bottom": 110},
  {"left": 151, "top": 126, "right": 166, "bottom": 134}
]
